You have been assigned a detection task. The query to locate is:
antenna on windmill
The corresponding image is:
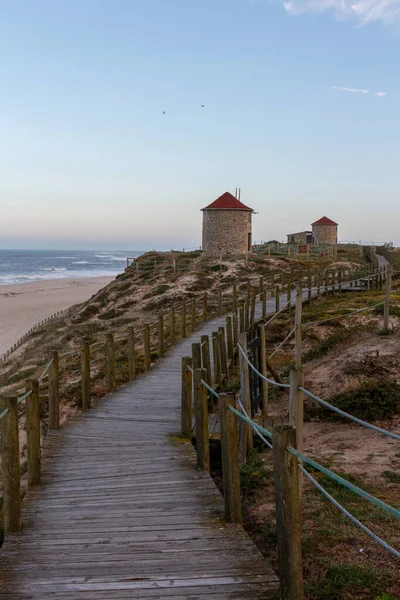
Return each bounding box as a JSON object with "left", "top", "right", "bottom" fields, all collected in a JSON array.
[
  {"left": 235, "top": 188, "right": 238, "bottom": 199},
  {"left": 238, "top": 188, "right": 241, "bottom": 201}
]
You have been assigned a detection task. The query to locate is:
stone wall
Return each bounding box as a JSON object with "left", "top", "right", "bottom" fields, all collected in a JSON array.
[
  {"left": 202, "top": 210, "right": 252, "bottom": 254},
  {"left": 287, "top": 231, "right": 309, "bottom": 245},
  {"left": 312, "top": 224, "right": 337, "bottom": 245}
]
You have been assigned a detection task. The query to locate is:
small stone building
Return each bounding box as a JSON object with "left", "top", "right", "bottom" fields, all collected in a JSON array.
[
  {"left": 312, "top": 216, "right": 338, "bottom": 245},
  {"left": 287, "top": 231, "right": 313, "bottom": 245},
  {"left": 202, "top": 192, "right": 254, "bottom": 254},
  {"left": 287, "top": 216, "right": 338, "bottom": 246}
]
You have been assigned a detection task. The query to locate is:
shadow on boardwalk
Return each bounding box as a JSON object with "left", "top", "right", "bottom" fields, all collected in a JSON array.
[{"left": 0, "top": 312, "right": 279, "bottom": 599}]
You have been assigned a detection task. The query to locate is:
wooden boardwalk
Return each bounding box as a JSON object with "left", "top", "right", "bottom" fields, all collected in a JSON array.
[{"left": 0, "top": 310, "right": 280, "bottom": 599}]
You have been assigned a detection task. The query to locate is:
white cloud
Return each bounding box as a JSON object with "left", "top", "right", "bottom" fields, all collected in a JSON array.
[
  {"left": 331, "top": 85, "right": 389, "bottom": 96},
  {"left": 282, "top": 0, "right": 400, "bottom": 25}
]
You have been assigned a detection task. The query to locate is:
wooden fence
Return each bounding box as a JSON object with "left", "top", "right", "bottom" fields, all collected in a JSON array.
[{"left": 182, "top": 266, "right": 398, "bottom": 599}]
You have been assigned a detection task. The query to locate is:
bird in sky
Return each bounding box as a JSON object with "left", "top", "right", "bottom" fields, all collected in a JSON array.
[
  {"left": 201, "top": 105, "right": 205, "bottom": 108},
  {"left": 163, "top": 111, "right": 166, "bottom": 115}
]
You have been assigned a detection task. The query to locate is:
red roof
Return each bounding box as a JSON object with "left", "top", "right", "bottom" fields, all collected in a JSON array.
[
  {"left": 311, "top": 216, "right": 338, "bottom": 226},
  {"left": 202, "top": 192, "right": 253, "bottom": 212}
]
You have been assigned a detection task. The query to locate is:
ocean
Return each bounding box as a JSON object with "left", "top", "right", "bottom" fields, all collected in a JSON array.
[{"left": 0, "top": 250, "right": 143, "bottom": 286}]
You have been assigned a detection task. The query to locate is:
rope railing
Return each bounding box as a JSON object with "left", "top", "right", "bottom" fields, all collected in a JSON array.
[
  {"left": 300, "top": 465, "right": 400, "bottom": 560},
  {"left": 299, "top": 386, "right": 400, "bottom": 441},
  {"left": 238, "top": 343, "right": 290, "bottom": 388},
  {"left": 287, "top": 446, "right": 400, "bottom": 520},
  {"left": 17, "top": 390, "right": 33, "bottom": 405},
  {"left": 0, "top": 407, "right": 9, "bottom": 420},
  {"left": 264, "top": 293, "right": 298, "bottom": 327},
  {"left": 268, "top": 327, "right": 296, "bottom": 359},
  {"left": 38, "top": 358, "right": 54, "bottom": 382},
  {"left": 59, "top": 348, "right": 82, "bottom": 357},
  {"left": 302, "top": 302, "right": 385, "bottom": 327}
]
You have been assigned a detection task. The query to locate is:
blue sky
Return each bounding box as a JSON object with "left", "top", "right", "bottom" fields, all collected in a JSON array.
[{"left": 1, "top": 0, "right": 400, "bottom": 249}]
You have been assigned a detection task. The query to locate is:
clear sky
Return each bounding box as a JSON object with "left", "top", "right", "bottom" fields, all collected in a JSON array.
[{"left": 1, "top": 0, "right": 400, "bottom": 250}]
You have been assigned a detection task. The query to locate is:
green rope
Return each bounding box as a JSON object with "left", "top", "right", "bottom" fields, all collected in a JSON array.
[
  {"left": 288, "top": 446, "right": 400, "bottom": 521},
  {"left": 228, "top": 405, "right": 272, "bottom": 439},
  {"left": 200, "top": 378, "right": 219, "bottom": 398},
  {"left": 17, "top": 390, "right": 32, "bottom": 405},
  {"left": 0, "top": 407, "right": 9, "bottom": 420}
]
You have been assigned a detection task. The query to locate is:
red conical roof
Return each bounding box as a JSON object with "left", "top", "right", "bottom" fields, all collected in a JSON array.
[
  {"left": 312, "top": 216, "right": 338, "bottom": 226},
  {"left": 202, "top": 192, "right": 253, "bottom": 212}
]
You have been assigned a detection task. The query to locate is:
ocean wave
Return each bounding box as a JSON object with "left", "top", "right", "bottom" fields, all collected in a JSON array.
[
  {"left": 44, "top": 267, "right": 68, "bottom": 272},
  {"left": 95, "top": 254, "right": 126, "bottom": 261},
  {"left": 73, "top": 261, "right": 91, "bottom": 265}
]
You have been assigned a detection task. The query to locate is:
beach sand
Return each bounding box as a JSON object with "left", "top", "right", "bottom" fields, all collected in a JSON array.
[{"left": 0, "top": 276, "right": 114, "bottom": 356}]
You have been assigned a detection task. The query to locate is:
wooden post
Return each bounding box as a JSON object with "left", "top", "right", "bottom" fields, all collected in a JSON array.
[
  {"left": 233, "top": 310, "right": 239, "bottom": 348},
  {"left": 48, "top": 350, "right": 60, "bottom": 429},
  {"left": 201, "top": 335, "right": 212, "bottom": 386},
  {"left": 181, "top": 357, "right": 193, "bottom": 438},
  {"left": 26, "top": 379, "right": 41, "bottom": 487},
  {"left": 143, "top": 325, "right": 151, "bottom": 371},
  {"left": 307, "top": 273, "right": 312, "bottom": 300},
  {"left": 218, "top": 288, "right": 222, "bottom": 316},
  {"left": 0, "top": 395, "right": 22, "bottom": 532},
  {"left": 239, "top": 305, "right": 245, "bottom": 333},
  {"left": 226, "top": 316, "right": 233, "bottom": 361},
  {"left": 262, "top": 290, "right": 267, "bottom": 319},
  {"left": 194, "top": 368, "right": 210, "bottom": 471},
  {"left": 191, "top": 299, "right": 196, "bottom": 332},
  {"left": 172, "top": 258, "right": 176, "bottom": 273},
  {"left": 260, "top": 325, "right": 268, "bottom": 420},
  {"left": 275, "top": 286, "right": 280, "bottom": 312},
  {"left": 250, "top": 295, "right": 256, "bottom": 326},
  {"left": 338, "top": 269, "right": 342, "bottom": 293},
  {"left": 219, "top": 393, "right": 242, "bottom": 523},
  {"left": 192, "top": 342, "right": 202, "bottom": 371},
  {"left": 171, "top": 307, "right": 176, "bottom": 344},
  {"left": 259, "top": 277, "right": 264, "bottom": 294},
  {"left": 82, "top": 342, "right": 91, "bottom": 410},
  {"left": 232, "top": 284, "right": 237, "bottom": 312},
  {"left": 273, "top": 426, "right": 304, "bottom": 600},
  {"left": 127, "top": 328, "right": 136, "bottom": 381},
  {"left": 316, "top": 272, "right": 321, "bottom": 295},
  {"left": 181, "top": 300, "right": 187, "bottom": 338},
  {"left": 239, "top": 333, "right": 253, "bottom": 458},
  {"left": 295, "top": 284, "right": 302, "bottom": 370},
  {"left": 106, "top": 333, "right": 115, "bottom": 392},
  {"left": 289, "top": 369, "right": 304, "bottom": 498},
  {"left": 384, "top": 267, "right": 392, "bottom": 330},
  {"left": 203, "top": 293, "right": 207, "bottom": 322},
  {"left": 287, "top": 280, "right": 291, "bottom": 303},
  {"left": 212, "top": 331, "right": 221, "bottom": 385},
  {"left": 218, "top": 327, "right": 228, "bottom": 379},
  {"left": 158, "top": 315, "right": 165, "bottom": 357}
]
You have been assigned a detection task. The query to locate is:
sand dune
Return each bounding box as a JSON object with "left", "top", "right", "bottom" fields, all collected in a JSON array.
[{"left": 0, "top": 277, "right": 114, "bottom": 356}]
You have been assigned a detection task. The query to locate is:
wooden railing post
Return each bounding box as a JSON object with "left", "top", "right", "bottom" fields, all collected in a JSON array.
[
  {"left": 259, "top": 276, "right": 264, "bottom": 294},
  {"left": 384, "top": 267, "right": 392, "bottom": 330},
  {"left": 289, "top": 369, "right": 304, "bottom": 498},
  {"left": 295, "top": 284, "right": 303, "bottom": 370},
  {"left": 191, "top": 299, "right": 196, "bottom": 332},
  {"left": 260, "top": 325, "right": 268, "bottom": 420},
  {"left": 158, "top": 315, "right": 165, "bottom": 357},
  {"left": 232, "top": 284, "right": 237, "bottom": 312},
  {"left": 239, "top": 305, "right": 245, "bottom": 333},
  {"left": 262, "top": 290, "right": 267, "bottom": 320},
  {"left": 244, "top": 300, "right": 250, "bottom": 331},
  {"left": 273, "top": 425, "right": 304, "bottom": 600},
  {"left": 181, "top": 300, "right": 187, "bottom": 338},
  {"left": 218, "top": 327, "right": 228, "bottom": 380},
  {"left": 226, "top": 316, "right": 233, "bottom": 361},
  {"left": 275, "top": 286, "right": 280, "bottom": 312},
  {"left": 171, "top": 307, "right": 176, "bottom": 344},
  {"left": 181, "top": 357, "right": 193, "bottom": 438},
  {"left": 201, "top": 335, "right": 212, "bottom": 386},
  {"left": 106, "top": 333, "right": 115, "bottom": 392},
  {"left": 212, "top": 331, "right": 221, "bottom": 385},
  {"left": 0, "top": 395, "right": 22, "bottom": 532},
  {"left": 194, "top": 368, "right": 210, "bottom": 472},
  {"left": 26, "top": 379, "right": 41, "bottom": 487},
  {"left": 48, "top": 350, "right": 60, "bottom": 429},
  {"left": 128, "top": 328, "right": 136, "bottom": 381},
  {"left": 238, "top": 333, "right": 253, "bottom": 459},
  {"left": 307, "top": 273, "right": 312, "bottom": 300},
  {"left": 143, "top": 325, "right": 151, "bottom": 370},
  {"left": 250, "top": 295, "right": 256, "bottom": 327},
  {"left": 82, "top": 343, "right": 91, "bottom": 410},
  {"left": 192, "top": 342, "right": 202, "bottom": 371},
  {"left": 233, "top": 310, "right": 239, "bottom": 349},
  {"left": 219, "top": 393, "right": 242, "bottom": 523}
]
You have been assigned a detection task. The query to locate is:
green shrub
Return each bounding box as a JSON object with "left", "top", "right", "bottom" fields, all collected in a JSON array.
[
  {"left": 303, "top": 329, "right": 352, "bottom": 363},
  {"left": 240, "top": 451, "right": 270, "bottom": 503},
  {"left": 307, "top": 378, "right": 400, "bottom": 422},
  {"left": 383, "top": 470, "right": 400, "bottom": 483}
]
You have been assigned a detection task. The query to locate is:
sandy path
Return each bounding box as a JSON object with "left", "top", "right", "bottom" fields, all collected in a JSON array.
[{"left": 0, "top": 277, "right": 114, "bottom": 356}]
